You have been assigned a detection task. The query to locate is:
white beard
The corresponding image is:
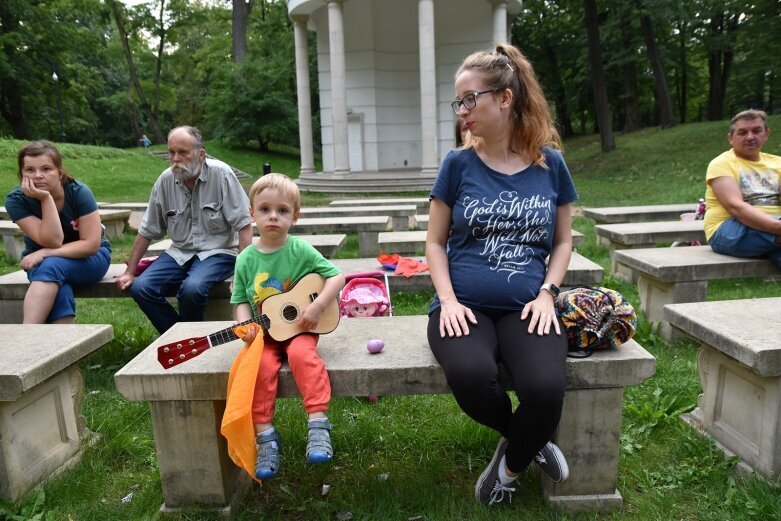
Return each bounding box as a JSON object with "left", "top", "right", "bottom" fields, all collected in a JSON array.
[{"left": 172, "top": 158, "right": 203, "bottom": 182}]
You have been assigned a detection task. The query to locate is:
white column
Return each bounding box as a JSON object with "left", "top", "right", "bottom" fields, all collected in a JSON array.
[
  {"left": 418, "top": 0, "right": 438, "bottom": 174},
  {"left": 292, "top": 15, "right": 315, "bottom": 175},
  {"left": 490, "top": 0, "right": 508, "bottom": 45},
  {"left": 327, "top": 0, "right": 349, "bottom": 175}
]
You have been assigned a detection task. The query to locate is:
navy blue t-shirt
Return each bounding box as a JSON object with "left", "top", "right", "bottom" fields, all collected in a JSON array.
[
  {"left": 5, "top": 180, "right": 111, "bottom": 257},
  {"left": 429, "top": 147, "right": 578, "bottom": 312}
]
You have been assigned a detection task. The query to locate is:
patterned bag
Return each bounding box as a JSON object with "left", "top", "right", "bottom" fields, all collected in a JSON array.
[{"left": 554, "top": 286, "right": 637, "bottom": 358}]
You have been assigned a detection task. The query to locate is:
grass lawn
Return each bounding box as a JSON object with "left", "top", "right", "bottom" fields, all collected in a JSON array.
[{"left": 1, "top": 120, "right": 780, "bottom": 520}]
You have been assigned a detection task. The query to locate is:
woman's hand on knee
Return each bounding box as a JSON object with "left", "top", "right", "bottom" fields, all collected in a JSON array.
[
  {"left": 438, "top": 300, "right": 477, "bottom": 338},
  {"left": 521, "top": 297, "right": 561, "bottom": 336}
]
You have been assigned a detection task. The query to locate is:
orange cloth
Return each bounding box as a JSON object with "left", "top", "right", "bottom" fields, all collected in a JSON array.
[
  {"left": 394, "top": 256, "right": 429, "bottom": 278},
  {"left": 220, "top": 324, "right": 264, "bottom": 483},
  {"left": 376, "top": 252, "right": 429, "bottom": 278}
]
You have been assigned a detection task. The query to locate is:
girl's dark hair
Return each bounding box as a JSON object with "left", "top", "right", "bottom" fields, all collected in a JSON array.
[{"left": 17, "top": 140, "right": 75, "bottom": 184}]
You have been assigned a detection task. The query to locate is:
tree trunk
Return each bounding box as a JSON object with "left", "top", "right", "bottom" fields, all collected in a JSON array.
[
  {"left": 232, "top": 0, "right": 254, "bottom": 63},
  {"left": 108, "top": 0, "right": 165, "bottom": 143},
  {"left": 542, "top": 39, "right": 574, "bottom": 137},
  {"left": 0, "top": 7, "right": 29, "bottom": 139},
  {"left": 676, "top": 19, "right": 688, "bottom": 122},
  {"left": 153, "top": 0, "right": 166, "bottom": 122},
  {"left": 618, "top": 10, "right": 641, "bottom": 133},
  {"left": 706, "top": 11, "right": 738, "bottom": 121},
  {"left": 583, "top": 0, "right": 615, "bottom": 152},
  {"left": 637, "top": 1, "right": 675, "bottom": 128}
]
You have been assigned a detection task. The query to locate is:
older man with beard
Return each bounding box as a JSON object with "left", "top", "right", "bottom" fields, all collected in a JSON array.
[{"left": 117, "top": 126, "right": 252, "bottom": 334}]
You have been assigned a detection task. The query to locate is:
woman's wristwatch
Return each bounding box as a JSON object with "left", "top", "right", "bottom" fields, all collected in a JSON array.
[{"left": 540, "top": 283, "right": 560, "bottom": 297}]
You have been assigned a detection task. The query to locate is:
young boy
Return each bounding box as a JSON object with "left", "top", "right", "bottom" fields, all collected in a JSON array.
[{"left": 230, "top": 173, "right": 345, "bottom": 480}]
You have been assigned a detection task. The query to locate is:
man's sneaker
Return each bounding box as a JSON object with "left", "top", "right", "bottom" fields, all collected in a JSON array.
[
  {"left": 534, "top": 441, "right": 569, "bottom": 482},
  {"left": 255, "top": 429, "right": 281, "bottom": 480},
  {"left": 475, "top": 437, "right": 515, "bottom": 506},
  {"left": 306, "top": 418, "right": 333, "bottom": 464}
]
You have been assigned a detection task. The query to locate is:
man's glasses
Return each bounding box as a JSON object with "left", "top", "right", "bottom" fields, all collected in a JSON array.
[{"left": 451, "top": 88, "right": 501, "bottom": 115}]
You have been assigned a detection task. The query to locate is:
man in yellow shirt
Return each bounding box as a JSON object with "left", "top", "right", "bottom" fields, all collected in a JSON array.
[{"left": 704, "top": 109, "right": 781, "bottom": 267}]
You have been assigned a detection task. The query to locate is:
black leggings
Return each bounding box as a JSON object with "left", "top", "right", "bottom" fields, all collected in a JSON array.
[{"left": 428, "top": 307, "right": 568, "bottom": 473}]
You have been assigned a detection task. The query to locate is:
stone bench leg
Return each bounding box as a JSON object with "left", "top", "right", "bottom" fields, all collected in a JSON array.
[
  {"left": 390, "top": 216, "right": 408, "bottom": 231},
  {"left": 357, "top": 231, "right": 380, "bottom": 257},
  {"left": 2, "top": 235, "right": 24, "bottom": 262},
  {"left": 682, "top": 346, "right": 781, "bottom": 480},
  {"left": 0, "top": 300, "right": 23, "bottom": 324},
  {"left": 0, "top": 366, "right": 87, "bottom": 501},
  {"left": 150, "top": 400, "right": 250, "bottom": 515},
  {"left": 636, "top": 275, "right": 707, "bottom": 340},
  {"left": 102, "top": 220, "right": 128, "bottom": 239},
  {"left": 543, "top": 387, "right": 624, "bottom": 512},
  {"left": 610, "top": 243, "right": 653, "bottom": 283}
]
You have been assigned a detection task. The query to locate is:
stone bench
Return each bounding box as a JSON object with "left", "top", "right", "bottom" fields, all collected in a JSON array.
[
  {"left": 664, "top": 298, "right": 781, "bottom": 480},
  {"left": 377, "top": 229, "right": 585, "bottom": 256},
  {"left": 0, "top": 210, "right": 131, "bottom": 260},
  {"left": 114, "top": 316, "right": 655, "bottom": 516},
  {"left": 148, "top": 233, "right": 348, "bottom": 259},
  {"left": 613, "top": 246, "right": 780, "bottom": 339},
  {"left": 594, "top": 221, "right": 707, "bottom": 278},
  {"left": 330, "top": 197, "right": 429, "bottom": 212},
  {"left": 583, "top": 203, "right": 697, "bottom": 225},
  {"left": 415, "top": 214, "right": 428, "bottom": 230},
  {"left": 300, "top": 205, "right": 417, "bottom": 231},
  {"left": 99, "top": 202, "right": 148, "bottom": 229},
  {"left": 0, "top": 264, "right": 234, "bottom": 324},
  {"left": 0, "top": 253, "right": 604, "bottom": 324},
  {"left": 285, "top": 216, "right": 391, "bottom": 257},
  {"left": 332, "top": 251, "right": 605, "bottom": 292},
  {"left": 0, "top": 324, "right": 114, "bottom": 501}
]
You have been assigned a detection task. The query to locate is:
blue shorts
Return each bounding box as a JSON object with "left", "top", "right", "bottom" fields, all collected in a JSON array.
[
  {"left": 708, "top": 217, "right": 781, "bottom": 268},
  {"left": 26, "top": 247, "right": 112, "bottom": 322}
]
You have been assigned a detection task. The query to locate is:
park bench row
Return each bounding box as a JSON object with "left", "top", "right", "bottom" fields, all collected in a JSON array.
[{"left": 0, "top": 253, "right": 604, "bottom": 324}]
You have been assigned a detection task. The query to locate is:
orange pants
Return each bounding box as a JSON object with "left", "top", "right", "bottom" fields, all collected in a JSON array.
[{"left": 252, "top": 333, "right": 331, "bottom": 424}]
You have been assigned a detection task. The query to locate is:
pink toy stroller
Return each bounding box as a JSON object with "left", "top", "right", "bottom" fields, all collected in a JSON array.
[{"left": 339, "top": 270, "right": 392, "bottom": 318}]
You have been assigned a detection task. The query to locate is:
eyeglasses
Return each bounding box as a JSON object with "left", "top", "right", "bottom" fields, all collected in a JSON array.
[{"left": 451, "top": 88, "right": 501, "bottom": 115}]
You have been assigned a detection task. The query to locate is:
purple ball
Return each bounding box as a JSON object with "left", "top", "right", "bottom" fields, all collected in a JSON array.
[{"left": 367, "top": 339, "right": 384, "bottom": 354}]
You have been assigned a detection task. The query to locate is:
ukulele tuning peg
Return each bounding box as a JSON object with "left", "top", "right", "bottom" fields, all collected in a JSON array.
[
  {"left": 179, "top": 354, "right": 185, "bottom": 360},
  {"left": 168, "top": 359, "right": 174, "bottom": 365},
  {"left": 188, "top": 339, "right": 195, "bottom": 346},
  {"left": 176, "top": 343, "right": 183, "bottom": 349},
  {"left": 163, "top": 347, "right": 170, "bottom": 353},
  {"left": 191, "top": 349, "right": 197, "bottom": 355}
]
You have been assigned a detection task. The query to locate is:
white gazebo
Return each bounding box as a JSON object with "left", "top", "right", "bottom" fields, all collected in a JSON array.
[{"left": 288, "top": 0, "right": 523, "bottom": 192}]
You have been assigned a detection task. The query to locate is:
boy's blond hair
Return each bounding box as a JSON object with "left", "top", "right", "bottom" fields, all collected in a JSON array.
[{"left": 248, "top": 173, "right": 301, "bottom": 214}]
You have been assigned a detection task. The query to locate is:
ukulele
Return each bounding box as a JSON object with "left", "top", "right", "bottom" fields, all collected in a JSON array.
[{"left": 157, "top": 273, "right": 340, "bottom": 369}]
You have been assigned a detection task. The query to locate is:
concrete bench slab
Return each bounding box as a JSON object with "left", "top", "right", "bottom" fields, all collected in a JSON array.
[
  {"left": 148, "top": 233, "right": 348, "bottom": 259},
  {"left": 594, "top": 221, "right": 707, "bottom": 279},
  {"left": 664, "top": 298, "right": 781, "bottom": 480},
  {"left": 377, "top": 229, "right": 585, "bottom": 256},
  {"left": 300, "top": 205, "right": 417, "bottom": 231},
  {"left": 330, "top": 197, "right": 429, "bottom": 212},
  {"left": 332, "top": 252, "right": 604, "bottom": 292},
  {"left": 583, "top": 203, "right": 697, "bottom": 224},
  {"left": 0, "top": 264, "right": 234, "bottom": 324},
  {"left": 114, "top": 316, "right": 655, "bottom": 515},
  {"left": 0, "top": 324, "right": 114, "bottom": 501},
  {"left": 614, "top": 246, "right": 779, "bottom": 339},
  {"left": 288, "top": 216, "right": 391, "bottom": 257}
]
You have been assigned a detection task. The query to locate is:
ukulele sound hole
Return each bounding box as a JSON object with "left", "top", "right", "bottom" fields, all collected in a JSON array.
[{"left": 281, "top": 303, "right": 299, "bottom": 323}]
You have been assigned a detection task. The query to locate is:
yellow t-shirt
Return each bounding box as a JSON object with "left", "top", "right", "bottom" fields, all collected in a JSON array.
[{"left": 703, "top": 150, "right": 781, "bottom": 239}]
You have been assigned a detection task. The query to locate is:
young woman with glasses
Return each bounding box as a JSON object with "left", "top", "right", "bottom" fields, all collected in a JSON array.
[{"left": 426, "top": 43, "right": 578, "bottom": 507}]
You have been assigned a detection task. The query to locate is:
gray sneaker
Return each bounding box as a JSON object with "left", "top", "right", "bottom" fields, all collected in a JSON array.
[
  {"left": 474, "top": 437, "right": 515, "bottom": 506},
  {"left": 534, "top": 441, "right": 569, "bottom": 482}
]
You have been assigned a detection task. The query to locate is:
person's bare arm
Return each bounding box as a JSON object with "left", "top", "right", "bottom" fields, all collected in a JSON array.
[
  {"left": 299, "top": 272, "right": 346, "bottom": 330},
  {"left": 426, "top": 198, "right": 477, "bottom": 338},
  {"left": 115, "top": 234, "right": 152, "bottom": 290},
  {"left": 711, "top": 177, "right": 781, "bottom": 235},
  {"left": 520, "top": 203, "right": 573, "bottom": 336},
  {"left": 237, "top": 223, "right": 253, "bottom": 252},
  {"left": 19, "top": 210, "right": 103, "bottom": 270},
  {"left": 16, "top": 179, "right": 63, "bottom": 248}
]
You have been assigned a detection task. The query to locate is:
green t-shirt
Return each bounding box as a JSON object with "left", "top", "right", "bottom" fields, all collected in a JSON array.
[{"left": 230, "top": 235, "right": 341, "bottom": 317}]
